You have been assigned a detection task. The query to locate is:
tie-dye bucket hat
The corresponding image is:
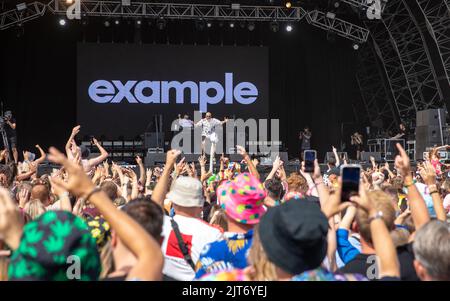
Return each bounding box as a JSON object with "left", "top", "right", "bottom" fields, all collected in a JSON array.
[{"left": 217, "top": 172, "right": 267, "bottom": 225}]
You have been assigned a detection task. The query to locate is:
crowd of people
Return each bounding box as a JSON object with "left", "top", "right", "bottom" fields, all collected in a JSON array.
[{"left": 0, "top": 124, "right": 449, "bottom": 281}]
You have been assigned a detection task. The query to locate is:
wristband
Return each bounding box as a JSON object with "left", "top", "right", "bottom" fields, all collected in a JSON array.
[
  {"left": 368, "top": 211, "right": 384, "bottom": 224},
  {"left": 429, "top": 190, "right": 439, "bottom": 195},
  {"left": 403, "top": 181, "right": 414, "bottom": 188},
  {"left": 84, "top": 187, "right": 102, "bottom": 202}
]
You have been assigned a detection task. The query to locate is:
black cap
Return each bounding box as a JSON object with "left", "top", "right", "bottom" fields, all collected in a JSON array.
[{"left": 258, "top": 200, "right": 328, "bottom": 276}]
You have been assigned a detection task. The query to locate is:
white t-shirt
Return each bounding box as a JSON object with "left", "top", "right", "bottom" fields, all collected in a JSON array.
[
  {"left": 179, "top": 119, "right": 194, "bottom": 128},
  {"left": 195, "top": 118, "right": 221, "bottom": 138},
  {"left": 161, "top": 214, "right": 223, "bottom": 281}
]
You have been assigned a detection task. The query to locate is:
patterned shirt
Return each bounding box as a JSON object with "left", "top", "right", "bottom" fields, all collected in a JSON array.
[
  {"left": 292, "top": 267, "right": 367, "bottom": 281},
  {"left": 195, "top": 118, "right": 222, "bottom": 138},
  {"left": 195, "top": 230, "right": 253, "bottom": 279}
]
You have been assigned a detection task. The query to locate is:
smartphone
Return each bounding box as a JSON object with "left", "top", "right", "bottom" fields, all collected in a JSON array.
[
  {"left": 340, "top": 164, "right": 361, "bottom": 202},
  {"left": 304, "top": 150, "right": 316, "bottom": 173}
]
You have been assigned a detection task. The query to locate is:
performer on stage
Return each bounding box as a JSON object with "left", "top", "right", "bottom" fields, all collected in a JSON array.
[
  {"left": 195, "top": 112, "right": 228, "bottom": 160},
  {"left": 3, "top": 111, "right": 18, "bottom": 163},
  {"left": 351, "top": 131, "right": 364, "bottom": 161},
  {"left": 391, "top": 123, "right": 408, "bottom": 139},
  {"left": 177, "top": 114, "right": 194, "bottom": 129},
  {"left": 299, "top": 126, "right": 312, "bottom": 159}
]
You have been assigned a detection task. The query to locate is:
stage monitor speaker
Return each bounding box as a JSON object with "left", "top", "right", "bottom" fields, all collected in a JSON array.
[
  {"left": 416, "top": 109, "right": 446, "bottom": 127},
  {"left": 415, "top": 125, "right": 443, "bottom": 160},
  {"left": 37, "top": 163, "right": 61, "bottom": 177},
  {"left": 324, "top": 152, "right": 348, "bottom": 164},
  {"left": 360, "top": 152, "right": 381, "bottom": 162},
  {"left": 145, "top": 152, "right": 166, "bottom": 166},
  {"left": 144, "top": 132, "right": 165, "bottom": 149}
]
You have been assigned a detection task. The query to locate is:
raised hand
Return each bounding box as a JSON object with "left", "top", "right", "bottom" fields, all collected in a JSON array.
[
  {"left": 198, "top": 155, "right": 207, "bottom": 167},
  {"left": 236, "top": 145, "right": 247, "bottom": 157},
  {"left": 166, "top": 149, "right": 181, "bottom": 166},
  {"left": 47, "top": 147, "right": 95, "bottom": 199},
  {"left": 71, "top": 125, "right": 81, "bottom": 137},
  {"left": 418, "top": 161, "right": 436, "bottom": 186},
  {"left": 0, "top": 187, "right": 23, "bottom": 250},
  {"left": 135, "top": 155, "right": 143, "bottom": 165},
  {"left": 394, "top": 143, "right": 411, "bottom": 177}
]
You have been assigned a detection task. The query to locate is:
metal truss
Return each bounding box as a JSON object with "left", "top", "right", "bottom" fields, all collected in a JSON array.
[
  {"left": 0, "top": 2, "right": 46, "bottom": 30},
  {"left": 356, "top": 43, "right": 397, "bottom": 131},
  {"left": 416, "top": 0, "right": 450, "bottom": 87},
  {"left": 47, "top": 0, "right": 308, "bottom": 21},
  {"left": 305, "top": 9, "right": 370, "bottom": 43},
  {"left": 342, "top": 0, "right": 388, "bottom": 11},
  {"left": 365, "top": 18, "right": 415, "bottom": 124},
  {"left": 381, "top": 0, "right": 443, "bottom": 119}
]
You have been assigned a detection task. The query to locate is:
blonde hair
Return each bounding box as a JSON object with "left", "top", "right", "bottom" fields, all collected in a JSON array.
[
  {"left": 24, "top": 199, "right": 46, "bottom": 220},
  {"left": 99, "top": 240, "right": 115, "bottom": 279},
  {"left": 246, "top": 225, "right": 277, "bottom": 281},
  {"left": 209, "top": 205, "right": 228, "bottom": 232}
]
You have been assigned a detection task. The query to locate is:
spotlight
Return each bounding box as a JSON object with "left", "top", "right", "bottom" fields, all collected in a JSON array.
[
  {"left": 286, "top": 24, "right": 293, "bottom": 32},
  {"left": 218, "top": 21, "right": 224, "bottom": 28},
  {"left": 135, "top": 19, "right": 142, "bottom": 28},
  {"left": 352, "top": 43, "right": 360, "bottom": 50},
  {"left": 331, "top": 0, "right": 341, "bottom": 9},
  {"left": 285, "top": 1, "right": 292, "bottom": 9},
  {"left": 206, "top": 21, "right": 212, "bottom": 28},
  {"left": 270, "top": 21, "right": 279, "bottom": 33},
  {"left": 247, "top": 21, "right": 255, "bottom": 32},
  {"left": 114, "top": 19, "right": 120, "bottom": 25},
  {"left": 59, "top": 18, "right": 66, "bottom": 26},
  {"left": 156, "top": 18, "right": 166, "bottom": 30},
  {"left": 104, "top": 20, "right": 110, "bottom": 27},
  {"left": 229, "top": 22, "right": 235, "bottom": 28}
]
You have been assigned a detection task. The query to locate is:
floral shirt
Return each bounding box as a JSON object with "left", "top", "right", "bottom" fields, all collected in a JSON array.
[{"left": 195, "top": 230, "right": 253, "bottom": 279}]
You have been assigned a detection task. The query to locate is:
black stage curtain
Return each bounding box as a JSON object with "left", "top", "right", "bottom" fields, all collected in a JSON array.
[{"left": 0, "top": 15, "right": 362, "bottom": 160}]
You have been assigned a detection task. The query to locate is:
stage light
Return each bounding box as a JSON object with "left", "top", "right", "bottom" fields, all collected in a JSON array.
[
  {"left": 229, "top": 22, "right": 235, "bottom": 28},
  {"left": 218, "top": 21, "right": 224, "bottom": 28},
  {"left": 247, "top": 21, "right": 255, "bottom": 31},
  {"left": 270, "top": 21, "right": 279, "bottom": 33},
  {"left": 206, "top": 21, "right": 212, "bottom": 28},
  {"left": 135, "top": 19, "right": 142, "bottom": 28},
  {"left": 104, "top": 20, "right": 110, "bottom": 27},
  {"left": 286, "top": 24, "right": 293, "bottom": 32},
  {"left": 59, "top": 18, "right": 66, "bottom": 26},
  {"left": 285, "top": 1, "right": 292, "bottom": 9},
  {"left": 16, "top": 3, "right": 27, "bottom": 11},
  {"left": 156, "top": 18, "right": 166, "bottom": 30},
  {"left": 326, "top": 12, "right": 336, "bottom": 19},
  {"left": 352, "top": 43, "right": 360, "bottom": 50},
  {"left": 331, "top": 0, "right": 341, "bottom": 9},
  {"left": 114, "top": 19, "right": 120, "bottom": 25},
  {"left": 239, "top": 21, "right": 246, "bottom": 29}
]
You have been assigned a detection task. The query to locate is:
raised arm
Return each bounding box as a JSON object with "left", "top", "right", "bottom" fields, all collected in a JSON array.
[
  {"left": 135, "top": 156, "right": 146, "bottom": 185},
  {"left": 151, "top": 150, "right": 181, "bottom": 208},
  {"left": 332, "top": 146, "right": 340, "bottom": 166},
  {"left": 395, "top": 143, "right": 430, "bottom": 230},
  {"left": 236, "top": 145, "right": 260, "bottom": 180},
  {"left": 48, "top": 147, "right": 163, "bottom": 281},
  {"left": 88, "top": 137, "right": 109, "bottom": 167},
  {"left": 66, "top": 125, "right": 80, "bottom": 158},
  {"left": 419, "top": 161, "right": 447, "bottom": 221},
  {"left": 33, "top": 144, "right": 46, "bottom": 166}
]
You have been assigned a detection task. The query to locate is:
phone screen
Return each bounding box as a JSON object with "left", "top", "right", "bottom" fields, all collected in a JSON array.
[
  {"left": 341, "top": 166, "right": 361, "bottom": 202},
  {"left": 304, "top": 150, "right": 316, "bottom": 172}
]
